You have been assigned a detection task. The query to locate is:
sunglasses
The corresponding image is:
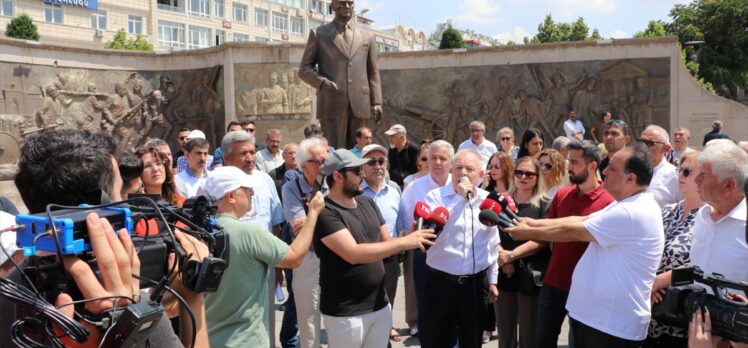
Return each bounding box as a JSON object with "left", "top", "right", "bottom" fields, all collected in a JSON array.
[
  {"left": 420, "top": 156, "right": 428, "bottom": 162},
  {"left": 341, "top": 166, "right": 363, "bottom": 176},
  {"left": 500, "top": 137, "right": 512, "bottom": 141},
  {"left": 640, "top": 139, "right": 665, "bottom": 147},
  {"left": 540, "top": 163, "right": 553, "bottom": 171},
  {"left": 514, "top": 170, "right": 538, "bottom": 179},
  {"left": 680, "top": 167, "right": 693, "bottom": 178},
  {"left": 366, "top": 157, "right": 386, "bottom": 166}
]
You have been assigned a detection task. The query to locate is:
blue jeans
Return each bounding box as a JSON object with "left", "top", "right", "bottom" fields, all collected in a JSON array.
[{"left": 279, "top": 268, "right": 299, "bottom": 348}]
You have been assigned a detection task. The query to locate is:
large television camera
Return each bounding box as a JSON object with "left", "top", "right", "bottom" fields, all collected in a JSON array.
[{"left": 653, "top": 266, "right": 748, "bottom": 343}]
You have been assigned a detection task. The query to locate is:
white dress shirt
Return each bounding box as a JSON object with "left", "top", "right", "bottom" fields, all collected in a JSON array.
[
  {"left": 423, "top": 185, "right": 500, "bottom": 283},
  {"left": 563, "top": 119, "right": 585, "bottom": 141},
  {"left": 689, "top": 198, "right": 748, "bottom": 293},
  {"left": 399, "top": 174, "right": 451, "bottom": 235},
  {"left": 255, "top": 148, "right": 284, "bottom": 174},
  {"left": 175, "top": 169, "right": 208, "bottom": 198},
  {"left": 648, "top": 159, "right": 682, "bottom": 208},
  {"left": 457, "top": 138, "right": 498, "bottom": 168}
]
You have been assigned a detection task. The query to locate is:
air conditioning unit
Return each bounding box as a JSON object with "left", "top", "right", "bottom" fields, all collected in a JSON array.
[{"left": 95, "top": 29, "right": 105, "bottom": 37}]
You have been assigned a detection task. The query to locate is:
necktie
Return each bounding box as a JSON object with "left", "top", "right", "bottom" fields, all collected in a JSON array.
[{"left": 343, "top": 25, "right": 353, "bottom": 44}]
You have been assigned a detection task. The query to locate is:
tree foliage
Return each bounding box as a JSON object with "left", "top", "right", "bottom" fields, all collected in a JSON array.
[
  {"left": 633, "top": 20, "right": 668, "bottom": 38},
  {"left": 525, "top": 14, "right": 601, "bottom": 44},
  {"left": 105, "top": 29, "right": 153, "bottom": 51},
  {"left": 5, "top": 14, "right": 40, "bottom": 41},
  {"left": 439, "top": 25, "right": 465, "bottom": 49}
]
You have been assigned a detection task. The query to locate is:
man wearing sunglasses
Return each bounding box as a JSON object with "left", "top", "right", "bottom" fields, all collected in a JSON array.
[
  {"left": 314, "top": 149, "right": 435, "bottom": 347},
  {"left": 641, "top": 125, "right": 682, "bottom": 208},
  {"left": 172, "top": 127, "right": 191, "bottom": 168},
  {"left": 506, "top": 143, "right": 664, "bottom": 347}
]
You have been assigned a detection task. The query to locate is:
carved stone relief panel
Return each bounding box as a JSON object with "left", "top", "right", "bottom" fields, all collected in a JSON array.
[
  {"left": 234, "top": 63, "right": 313, "bottom": 117},
  {"left": 375, "top": 58, "right": 670, "bottom": 146},
  {"left": 0, "top": 63, "right": 224, "bottom": 159}
]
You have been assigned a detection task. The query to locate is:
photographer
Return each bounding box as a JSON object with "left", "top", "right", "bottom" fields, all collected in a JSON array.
[{"left": 4, "top": 129, "right": 208, "bottom": 347}]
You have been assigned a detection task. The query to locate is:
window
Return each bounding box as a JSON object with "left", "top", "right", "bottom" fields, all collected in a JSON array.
[
  {"left": 233, "top": 33, "right": 249, "bottom": 42},
  {"left": 232, "top": 2, "right": 247, "bottom": 22},
  {"left": 215, "top": 29, "right": 225, "bottom": 45},
  {"left": 90, "top": 11, "right": 106, "bottom": 30},
  {"left": 157, "top": 20, "right": 186, "bottom": 49},
  {"left": 254, "top": 8, "right": 268, "bottom": 27},
  {"left": 272, "top": 12, "right": 287, "bottom": 32},
  {"left": 1, "top": 0, "right": 13, "bottom": 17},
  {"left": 188, "top": 25, "right": 211, "bottom": 49},
  {"left": 157, "top": 0, "right": 182, "bottom": 12},
  {"left": 255, "top": 36, "right": 268, "bottom": 43},
  {"left": 128, "top": 15, "right": 143, "bottom": 35},
  {"left": 291, "top": 17, "right": 303, "bottom": 35},
  {"left": 214, "top": 0, "right": 224, "bottom": 18},
  {"left": 188, "top": 0, "right": 210, "bottom": 17},
  {"left": 44, "top": 4, "right": 62, "bottom": 24}
]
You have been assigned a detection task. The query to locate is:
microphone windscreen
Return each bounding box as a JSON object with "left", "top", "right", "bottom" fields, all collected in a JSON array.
[
  {"left": 479, "top": 198, "right": 503, "bottom": 215},
  {"left": 502, "top": 193, "right": 519, "bottom": 213},
  {"left": 478, "top": 209, "right": 501, "bottom": 227},
  {"left": 414, "top": 201, "right": 432, "bottom": 220},
  {"left": 429, "top": 207, "right": 449, "bottom": 228}
]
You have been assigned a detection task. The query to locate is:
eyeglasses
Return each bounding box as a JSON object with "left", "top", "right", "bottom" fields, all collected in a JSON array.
[
  {"left": 420, "top": 156, "right": 428, "bottom": 162},
  {"left": 680, "top": 167, "right": 693, "bottom": 178},
  {"left": 540, "top": 163, "right": 553, "bottom": 171},
  {"left": 500, "top": 137, "right": 512, "bottom": 141},
  {"left": 513, "top": 170, "right": 538, "bottom": 179},
  {"left": 306, "top": 159, "right": 325, "bottom": 166},
  {"left": 366, "top": 157, "right": 386, "bottom": 166},
  {"left": 341, "top": 166, "right": 363, "bottom": 176},
  {"left": 640, "top": 139, "right": 665, "bottom": 147}
]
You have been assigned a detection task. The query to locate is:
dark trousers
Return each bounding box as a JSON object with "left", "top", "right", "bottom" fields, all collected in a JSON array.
[
  {"left": 570, "top": 318, "right": 643, "bottom": 348},
  {"left": 279, "top": 268, "right": 299, "bottom": 348},
  {"left": 642, "top": 334, "right": 687, "bottom": 348},
  {"left": 420, "top": 268, "right": 488, "bottom": 348},
  {"left": 412, "top": 250, "right": 428, "bottom": 333},
  {"left": 536, "top": 284, "right": 570, "bottom": 348},
  {"left": 383, "top": 256, "right": 401, "bottom": 307}
]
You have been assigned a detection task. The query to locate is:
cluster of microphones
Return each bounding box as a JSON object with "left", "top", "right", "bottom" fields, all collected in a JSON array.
[{"left": 411, "top": 191, "right": 522, "bottom": 249}]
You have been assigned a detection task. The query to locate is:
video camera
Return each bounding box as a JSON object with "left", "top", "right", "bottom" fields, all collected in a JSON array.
[{"left": 653, "top": 266, "right": 748, "bottom": 343}]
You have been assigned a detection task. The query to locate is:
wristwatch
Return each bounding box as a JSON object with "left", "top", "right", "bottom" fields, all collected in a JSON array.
[{"left": 507, "top": 251, "right": 516, "bottom": 262}]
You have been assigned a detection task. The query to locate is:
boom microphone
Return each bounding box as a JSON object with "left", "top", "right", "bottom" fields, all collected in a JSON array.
[{"left": 414, "top": 201, "right": 432, "bottom": 231}]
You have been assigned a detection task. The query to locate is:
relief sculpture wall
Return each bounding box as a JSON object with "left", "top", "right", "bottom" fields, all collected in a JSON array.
[
  {"left": 375, "top": 58, "right": 670, "bottom": 145},
  {"left": 234, "top": 63, "right": 313, "bottom": 118},
  {"left": 0, "top": 62, "right": 224, "bottom": 160}
]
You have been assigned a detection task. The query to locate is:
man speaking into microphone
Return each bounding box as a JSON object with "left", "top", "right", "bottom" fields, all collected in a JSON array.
[{"left": 421, "top": 149, "right": 501, "bottom": 348}]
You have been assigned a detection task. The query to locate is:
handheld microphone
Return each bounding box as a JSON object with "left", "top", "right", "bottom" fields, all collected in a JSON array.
[
  {"left": 413, "top": 201, "right": 432, "bottom": 231},
  {"left": 479, "top": 198, "right": 516, "bottom": 227},
  {"left": 424, "top": 207, "right": 449, "bottom": 250},
  {"left": 460, "top": 175, "right": 473, "bottom": 201},
  {"left": 478, "top": 210, "right": 514, "bottom": 229},
  {"left": 494, "top": 193, "right": 522, "bottom": 222}
]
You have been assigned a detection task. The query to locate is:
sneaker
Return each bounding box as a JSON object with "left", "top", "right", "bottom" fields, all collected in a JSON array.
[
  {"left": 482, "top": 331, "right": 491, "bottom": 344},
  {"left": 409, "top": 326, "right": 418, "bottom": 336}
]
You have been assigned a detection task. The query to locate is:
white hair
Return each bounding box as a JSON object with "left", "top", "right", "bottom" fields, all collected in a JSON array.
[
  {"left": 222, "top": 130, "right": 255, "bottom": 157},
  {"left": 643, "top": 125, "right": 670, "bottom": 144},
  {"left": 698, "top": 141, "right": 748, "bottom": 195},
  {"left": 296, "top": 137, "right": 325, "bottom": 170},
  {"left": 552, "top": 136, "right": 571, "bottom": 151},
  {"left": 469, "top": 120, "right": 485, "bottom": 130},
  {"left": 429, "top": 140, "right": 455, "bottom": 160}
]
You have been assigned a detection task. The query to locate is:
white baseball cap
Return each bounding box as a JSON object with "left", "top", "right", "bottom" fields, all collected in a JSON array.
[
  {"left": 384, "top": 124, "right": 407, "bottom": 136},
  {"left": 187, "top": 130, "right": 206, "bottom": 140},
  {"left": 361, "top": 144, "right": 388, "bottom": 157},
  {"left": 201, "top": 166, "right": 253, "bottom": 199}
]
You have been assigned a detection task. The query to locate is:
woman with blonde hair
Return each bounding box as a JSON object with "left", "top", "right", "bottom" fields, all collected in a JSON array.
[
  {"left": 496, "top": 127, "right": 520, "bottom": 160},
  {"left": 537, "top": 149, "right": 567, "bottom": 200},
  {"left": 496, "top": 156, "right": 551, "bottom": 348}
]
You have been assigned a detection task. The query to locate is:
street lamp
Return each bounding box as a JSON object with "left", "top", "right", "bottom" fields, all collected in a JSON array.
[{"left": 685, "top": 40, "right": 705, "bottom": 62}]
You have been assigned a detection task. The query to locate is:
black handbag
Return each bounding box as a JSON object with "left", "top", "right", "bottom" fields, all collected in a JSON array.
[{"left": 517, "top": 260, "right": 546, "bottom": 295}]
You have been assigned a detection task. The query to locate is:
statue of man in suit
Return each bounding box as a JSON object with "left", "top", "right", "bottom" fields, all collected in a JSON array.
[{"left": 299, "top": 0, "right": 382, "bottom": 149}]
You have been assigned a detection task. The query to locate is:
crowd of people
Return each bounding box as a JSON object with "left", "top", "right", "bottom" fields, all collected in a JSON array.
[{"left": 0, "top": 107, "right": 747, "bottom": 348}]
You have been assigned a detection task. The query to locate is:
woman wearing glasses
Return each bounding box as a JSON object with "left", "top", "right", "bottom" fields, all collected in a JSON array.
[
  {"left": 645, "top": 151, "right": 704, "bottom": 348},
  {"left": 537, "top": 149, "right": 567, "bottom": 200},
  {"left": 496, "top": 127, "right": 520, "bottom": 161},
  {"left": 496, "top": 156, "right": 551, "bottom": 348},
  {"left": 403, "top": 142, "right": 431, "bottom": 188}
]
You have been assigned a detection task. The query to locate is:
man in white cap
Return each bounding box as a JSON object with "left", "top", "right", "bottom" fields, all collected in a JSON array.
[
  {"left": 203, "top": 166, "right": 325, "bottom": 348},
  {"left": 176, "top": 129, "right": 214, "bottom": 174},
  {"left": 385, "top": 124, "right": 419, "bottom": 188}
]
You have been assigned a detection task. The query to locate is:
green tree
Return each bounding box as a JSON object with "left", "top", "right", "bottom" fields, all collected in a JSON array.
[
  {"left": 633, "top": 20, "right": 668, "bottom": 38},
  {"left": 5, "top": 14, "right": 40, "bottom": 41},
  {"left": 105, "top": 29, "right": 153, "bottom": 51},
  {"left": 439, "top": 25, "right": 465, "bottom": 49},
  {"left": 529, "top": 14, "right": 601, "bottom": 43}
]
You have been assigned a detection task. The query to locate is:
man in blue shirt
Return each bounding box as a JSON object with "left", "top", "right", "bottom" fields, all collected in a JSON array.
[
  {"left": 350, "top": 127, "right": 372, "bottom": 158},
  {"left": 360, "top": 144, "right": 405, "bottom": 342}
]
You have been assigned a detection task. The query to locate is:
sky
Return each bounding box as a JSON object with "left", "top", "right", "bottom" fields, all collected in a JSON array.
[{"left": 358, "top": 0, "right": 691, "bottom": 43}]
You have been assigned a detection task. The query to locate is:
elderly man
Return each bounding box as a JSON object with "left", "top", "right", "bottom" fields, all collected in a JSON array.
[
  {"left": 506, "top": 143, "right": 664, "bottom": 347},
  {"left": 386, "top": 124, "right": 420, "bottom": 188},
  {"left": 641, "top": 125, "right": 682, "bottom": 207},
  {"left": 204, "top": 166, "right": 325, "bottom": 348},
  {"left": 350, "top": 127, "right": 373, "bottom": 157},
  {"left": 672, "top": 127, "right": 694, "bottom": 164},
  {"left": 399, "top": 140, "right": 454, "bottom": 336},
  {"left": 256, "top": 129, "right": 285, "bottom": 173},
  {"left": 176, "top": 130, "right": 214, "bottom": 173},
  {"left": 599, "top": 119, "right": 631, "bottom": 178},
  {"left": 211, "top": 121, "right": 244, "bottom": 168},
  {"left": 360, "top": 144, "right": 405, "bottom": 342},
  {"left": 420, "top": 150, "right": 500, "bottom": 348},
  {"left": 314, "top": 149, "right": 434, "bottom": 347},
  {"left": 552, "top": 136, "right": 572, "bottom": 159},
  {"left": 221, "top": 130, "right": 285, "bottom": 348},
  {"left": 271, "top": 143, "right": 299, "bottom": 197},
  {"left": 457, "top": 120, "right": 498, "bottom": 168},
  {"left": 563, "top": 110, "right": 585, "bottom": 141},
  {"left": 175, "top": 137, "right": 210, "bottom": 197},
  {"left": 702, "top": 120, "right": 730, "bottom": 146},
  {"left": 281, "top": 137, "right": 330, "bottom": 348}
]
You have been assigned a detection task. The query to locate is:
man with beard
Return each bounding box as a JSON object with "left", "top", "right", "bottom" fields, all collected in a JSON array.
[
  {"left": 256, "top": 129, "right": 285, "bottom": 173},
  {"left": 314, "top": 149, "right": 435, "bottom": 347},
  {"left": 175, "top": 137, "right": 210, "bottom": 197},
  {"left": 534, "top": 140, "right": 615, "bottom": 347}
]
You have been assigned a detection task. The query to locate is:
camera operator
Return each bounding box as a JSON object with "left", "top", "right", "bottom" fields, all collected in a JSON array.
[{"left": 4, "top": 129, "right": 208, "bottom": 347}]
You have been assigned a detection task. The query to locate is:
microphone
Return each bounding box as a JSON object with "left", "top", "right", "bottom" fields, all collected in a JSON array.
[
  {"left": 478, "top": 210, "right": 514, "bottom": 229},
  {"left": 479, "top": 198, "right": 516, "bottom": 227},
  {"left": 424, "top": 207, "right": 449, "bottom": 250},
  {"left": 413, "top": 201, "right": 432, "bottom": 231},
  {"left": 494, "top": 193, "right": 522, "bottom": 222},
  {"left": 460, "top": 175, "right": 473, "bottom": 201}
]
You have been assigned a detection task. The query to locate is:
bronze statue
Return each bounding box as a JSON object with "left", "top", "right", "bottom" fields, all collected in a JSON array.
[
  {"left": 299, "top": 0, "right": 382, "bottom": 149},
  {"left": 35, "top": 85, "right": 68, "bottom": 129}
]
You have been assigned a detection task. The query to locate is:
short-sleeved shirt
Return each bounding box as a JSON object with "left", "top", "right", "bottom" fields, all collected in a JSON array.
[
  {"left": 206, "top": 214, "right": 289, "bottom": 348},
  {"left": 314, "top": 195, "right": 389, "bottom": 317},
  {"left": 567, "top": 192, "right": 664, "bottom": 341},
  {"left": 543, "top": 184, "right": 615, "bottom": 292},
  {"left": 255, "top": 148, "right": 284, "bottom": 174},
  {"left": 648, "top": 160, "right": 682, "bottom": 208},
  {"left": 362, "top": 179, "right": 403, "bottom": 238},
  {"left": 174, "top": 169, "right": 208, "bottom": 198}
]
